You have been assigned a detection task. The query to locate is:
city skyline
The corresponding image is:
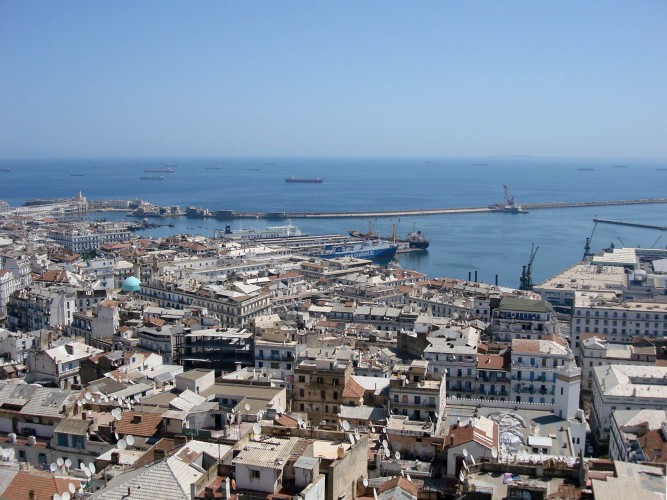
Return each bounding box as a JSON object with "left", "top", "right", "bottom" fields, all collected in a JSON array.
[{"left": 1, "top": 1, "right": 666, "bottom": 159}]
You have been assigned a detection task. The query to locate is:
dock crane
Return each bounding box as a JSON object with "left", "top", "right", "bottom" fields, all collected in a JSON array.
[
  {"left": 583, "top": 219, "right": 598, "bottom": 260},
  {"left": 520, "top": 243, "right": 539, "bottom": 290},
  {"left": 503, "top": 184, "right": 516, "bottom": 208}
]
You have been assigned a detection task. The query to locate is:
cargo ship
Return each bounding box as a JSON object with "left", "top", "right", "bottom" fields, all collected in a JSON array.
[
  {"left": 349, "top": 221, "right": 430, "bottom": 251},
  {"left": 285, "top": 177, "right": 323, "bottom": 183},
  {"left": 145, "top": 167, "right": 175, "bottom": 173},
  {"left": 318, "top": 239, "right": 398, "bottom": 260},
  {"left": 140, "top": 175, "right": 165, "bottom": 181},
  {"left": 217, "top": 224, "right": 307, "bottom": 240}
]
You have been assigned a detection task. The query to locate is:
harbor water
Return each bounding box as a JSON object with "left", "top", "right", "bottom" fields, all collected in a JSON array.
[{"left": 1, "top": 156, "right": 666, "bottom": 288}]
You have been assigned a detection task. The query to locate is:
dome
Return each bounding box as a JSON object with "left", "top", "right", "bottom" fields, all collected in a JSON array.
[{"left": 121, "top": 276, "right": 141, "bottom": 292}]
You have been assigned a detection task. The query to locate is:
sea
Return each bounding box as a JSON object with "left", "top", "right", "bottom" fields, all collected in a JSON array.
[{"left": 2, "top": 156, "right": 667, "bottom": 289}]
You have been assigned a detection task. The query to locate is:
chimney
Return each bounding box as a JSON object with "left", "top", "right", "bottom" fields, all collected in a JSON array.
[{"left": 154, "top": 448, "right": 166, "bottom": 462}]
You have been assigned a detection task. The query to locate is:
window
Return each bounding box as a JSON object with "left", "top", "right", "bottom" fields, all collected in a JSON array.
[
  {"left": 299, "top": 389, "right": 304, "bottom": 397},
  {"left": 316, "top": 377, "right": 324, "bottom": 384},
  {"left": 56, "top": 433, "right": 69, "bottom": 447},
  {"left": 414, "top": 396, "right": 421, "bottom": 405},
  {"left": 320, "top": 390, "right": 325, "bottom": 399},
  {"left": 250, "top": 469, "right": 260, "bottom": 479},
  {"left": 298, "top": 375, "right": 305, "bottom": 383},
  {"left": 333, "top": 392, "right": 339, "bottom": 400}
]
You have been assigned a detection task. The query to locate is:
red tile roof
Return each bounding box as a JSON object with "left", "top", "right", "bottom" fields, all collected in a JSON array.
[
  {"left": 342, "top": 377, "right": 365, "bottom": 399},
  {"left": 115, "top": 411, "right": 164, "bottom": 437},
  {"left": 2, "top": 470, "right": 76, "bottom": 500}
]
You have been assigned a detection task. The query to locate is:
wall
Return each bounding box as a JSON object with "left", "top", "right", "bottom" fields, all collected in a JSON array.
[{"left": 326, "top": 434, "right": 368, "bottom": 500}]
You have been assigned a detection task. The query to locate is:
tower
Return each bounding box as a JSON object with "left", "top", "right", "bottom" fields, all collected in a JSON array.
[{"left": 554, "top": 352, "right": 581, "bottom": 420}]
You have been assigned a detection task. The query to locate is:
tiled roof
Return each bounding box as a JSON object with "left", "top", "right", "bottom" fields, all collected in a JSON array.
[
  {"left": 275, "top": 414, "right": 299, "bottom": 428},
  {"left": 476, "top": 354, "right": 508, "bottom": 371},
  {"left": 115, "top": 411, "right": 164, "bottom": 437},
  {"left": 638, "top": 428, "right": 667, "bottom": 463},
  {"left": 1, "top": 470, "right": 78, "bottom": 500},
  {"left": 342, "top": 377, "right": 365, "bottom": 399}
]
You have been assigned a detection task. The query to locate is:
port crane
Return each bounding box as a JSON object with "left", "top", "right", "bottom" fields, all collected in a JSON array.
[
  {"left": 520, "top": 243, "right": 539, "bottom": 290},
  {"left": 503, "top": 184, "right": 516, "bottom": 208},
  {"left": 583, "top": 219, "right": 598, "bottom": 260}
]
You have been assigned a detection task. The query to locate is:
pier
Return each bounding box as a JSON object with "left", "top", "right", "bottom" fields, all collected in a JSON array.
[
  {"left": 207, "top": 197, "right": 667, "bottom": 219},
  {"left": 593, "top": 218, "right": 667, "bottom": 231}
]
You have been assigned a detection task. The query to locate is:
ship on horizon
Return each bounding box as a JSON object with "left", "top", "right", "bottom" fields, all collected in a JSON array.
[{"left": 285, "top": 177, "right": 323, "bottom": 184}]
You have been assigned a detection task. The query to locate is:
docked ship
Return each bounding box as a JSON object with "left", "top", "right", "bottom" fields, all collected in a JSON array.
[
  {"left": 318, "top": 239, "right": 398, "bottom": 260},
  {"left": 0, "top": 168, "right": 10, "bottom": 172},
  {"left": 145, "top": 167, "right": 175, "bottom": 173},
  {"left": 285, "top": 177, "right": 323, "bottom": 184},
  {"left": 140, "top": 175, "right": 165, "bottom": 181},
  {"left": 349, "top": 221, "right": 430, "bottom": 251},
  {"left": 217, "top": 224, "right": 307, "bottom": 240}
]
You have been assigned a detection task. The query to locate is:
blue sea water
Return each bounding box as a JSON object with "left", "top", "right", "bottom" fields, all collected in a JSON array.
[{"left": 1, "top": 156, "right": 666, "bottom": 288}]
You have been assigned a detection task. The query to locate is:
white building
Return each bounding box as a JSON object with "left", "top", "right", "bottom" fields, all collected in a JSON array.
[
  {"left": 591, "top": 364, "right": 667, "bottom": 442},
  {"left": 578, "top": 335, "right": 657, "bottom": 392},
  {"left": 510, "top": 337, "right": 575, "bottom": 407},
  {"left": 571, "top": 292, "right": 667, "bottom": 348},
  {"left": 26, "top": 341, "right": 103, "bottom": 388},
  {"left": 491, "top": 297, "right": 559, "bottom": 342},
  {"left": 232, "top": 437, "right": 300, "bottom": 493},
  {"left": 444, "top": 415, "right": 499, "bottom": 476}
]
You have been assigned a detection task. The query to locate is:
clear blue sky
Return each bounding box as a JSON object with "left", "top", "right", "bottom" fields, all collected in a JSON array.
[{"left": 1, "top": 1, "right": 666, "bottom": 159}]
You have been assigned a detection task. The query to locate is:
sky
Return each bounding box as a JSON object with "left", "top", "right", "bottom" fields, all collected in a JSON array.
[{"left": 1, "top": 1, "right": 666, "bottom": 159}]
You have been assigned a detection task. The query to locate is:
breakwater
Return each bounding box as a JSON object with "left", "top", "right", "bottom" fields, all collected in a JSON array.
[{"left": 195, "top": 197, "right": 667, "bottom": 219}]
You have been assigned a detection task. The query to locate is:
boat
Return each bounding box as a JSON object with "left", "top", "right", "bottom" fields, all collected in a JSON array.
[
  {"left": 218, "top": 224, "right": 307, "bottom": 240},
  {"left": 488, "top": 184, "right": 529, "bottom": 214},
  {"left": 70, "top": 173, "right": 85, "bottom": 177},
  {"left": 612, "top": 165, "right": 628, "bottom": 168},
  {"left": 206, "top": 165, "right": 223, "bottom": 170},
  {"left": 657, "top": 168, "right": 667, "bottom": 172},
  {"left": 318, "top": 239, "right": 398, "bottom": 260},
  {"left": 349, "top": 220, "right": 430, "bottom": 251},
  {"left": 145, "top": 167, "right": 175, "bottom": 173},
  {"left": 0, "top": 168, "right": 11, "bottom": 172},
  {"left": 285, "top": 177, "right": 323, "bottom": 184},
  {"left": 578, "top": 167, "right": 594, "bottom": 171},
  {"left": 140, "top": 175, "right": 165, "bottom": 181}
]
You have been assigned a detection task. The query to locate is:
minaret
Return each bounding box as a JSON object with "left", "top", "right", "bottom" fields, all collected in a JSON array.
[{"left": 554, "top": 351, "right": 581, "bottom": 420}]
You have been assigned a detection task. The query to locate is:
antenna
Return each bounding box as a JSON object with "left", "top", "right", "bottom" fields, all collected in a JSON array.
[{"left": 373, "top": 488, "right": 378, "bottom": 500}]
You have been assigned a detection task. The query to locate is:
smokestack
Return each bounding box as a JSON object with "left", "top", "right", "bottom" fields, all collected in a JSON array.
[
  {"left": 468, "top": 272, "right": 471, "bottom": 282},
  {"left": 474, "top": 271, "right": 478, "bottom": 282},
  {"left": 495, "top": 274, "right": 499, "bottom": 286}
]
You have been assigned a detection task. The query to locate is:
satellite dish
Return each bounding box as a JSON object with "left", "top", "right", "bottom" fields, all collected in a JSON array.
[
  {"left": 111, "top": 408, "right": 121, "bottom": 420},
  {"left": 84, "top": 468, "right": 92, "bottom": 478},
  {"left": 348, "top": 433, "right": 355, "bottom": 445},
  {"left": 85, "top": 392, "right": 92, "bottom": 401},
  {"left": 65, "top": 459, "right": 72, "bottom": 468},
  {"left": 88, "top": 462, "right": 96, "bottom": 474},
  {"left": 406, "top": 474, "right": 412, "bottom": 482},
  {"left": 363, "top": 478, "right": 368, "bottom": 487},
  {"left": 370, "top": 426, "right": 375, "bottom": 433},
  {"left": 462, "top": 448, "right": 469, "bottom": 458},
  {"left": 76, "top": 401, "right": 82, "bottom": 407},
  {"left": 491, "top": 447, "right": 498, "bottom": 459},
  {"left": 297, "top": 418, "right": 305, "bottom": 428},
  {"left": 394, "top": 451, "right": 401, "bottom": 460},
  {"left": 373, "top": 488, "right": 378, "bottom": 500},
  {"left": 470, "top": 455, "right": 476, "bottom": 466},
  {"left": 126, "top": 435, "right": 135, "bottom": 447},
  {"left": 57, "top": 457, "right": 64, "bottom": 467},
  {"left": 382, "top": 439, "right": 389, "bottom": 449},
  {"left": 342, "top": 420, "right": 351, "bottom": 432},
  {"left": 118, "top": 439, "right": 127, "bottom": 450},
  {"left": 252, "top": 423, "right": 262, "bottom": 437},
  {"left": 337, "top": 446, "right": 345, "bottom": 459},
  {"left": 62, "top": 492, "right": 71, "bottom": 500},
  {"left": 80, "top": 463, "right": 87, "bottom": 472},
  {"left": 244, "top": 403, "right": 251, "bottom": 411},
  {"left": 69, "top": 483, "right": 76, "bottom": 494},
  {"left": 126, "top": 403, "right": 131, "bottom": 411},
  {"left": 384, "top": 448, "right": 390, "bottom": 459},
  {"left": 50, "top": 463, "right": 57, "bottom": 473},
  {"left": 231, "top": 479, "right": 236, "bottom": 491},
  {"left": 114, "top": 432, "right": 119, "bottom": 441},
  {"left": 54, "top": 495, "right": 62, "bottom": 500},
  {"left": 459, "top": 471, "right": 465, "bottom": 483}
]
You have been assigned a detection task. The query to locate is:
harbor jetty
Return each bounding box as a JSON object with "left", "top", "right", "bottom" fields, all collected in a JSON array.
[
  {"left": 593, "top": 218, "right": 667, "bottom": 231},
  {"left": 190, "top": 197, "right": 667, "bottom": 219}
]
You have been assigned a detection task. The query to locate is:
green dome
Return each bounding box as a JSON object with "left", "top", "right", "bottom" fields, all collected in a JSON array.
[{"left": 121, "top": 276, "right": 141, "bottom": 292}]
